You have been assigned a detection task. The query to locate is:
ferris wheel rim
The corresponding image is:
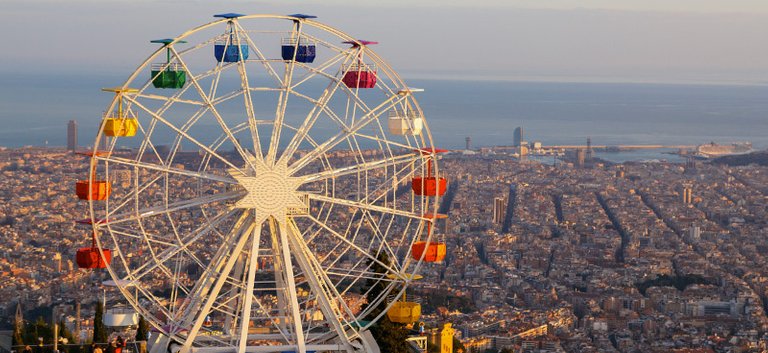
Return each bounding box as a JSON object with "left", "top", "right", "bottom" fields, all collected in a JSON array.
[{"left": 84, "top": 13, "right": 444, "bottom": 352}]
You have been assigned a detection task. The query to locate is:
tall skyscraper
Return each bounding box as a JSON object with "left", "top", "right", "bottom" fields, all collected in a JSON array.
[
  {"left": 689, "top": 226, "right": 701, "bottom": 241},
  {"left": 586, "top": 137, "right": 593, "bottom": 163},
  {"left": 493, "top": 197, "right": 506, "bottom": 224},
  {"left": 682, "top": 187, "right": 693, "bottom": 204},
  {"left": 67, "top": 120, "right": 78, "bottom": 152},
  {"left": 465, "top": 136, "right": 471, "bottom": 150},
  {"left": 513, "top": 127, "right": 524, "bottom": 147}
]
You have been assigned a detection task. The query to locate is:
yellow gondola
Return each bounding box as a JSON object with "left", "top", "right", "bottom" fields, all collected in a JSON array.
[
  {"left": 387, "top": 294, "right": 421, "bottom": 324},
  {"left": 102, "top": 88, "right": 139, "bottom": 137}
]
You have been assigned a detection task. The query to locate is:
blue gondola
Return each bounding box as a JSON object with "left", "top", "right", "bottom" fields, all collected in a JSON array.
[
  {"left": 213, "top": 13, "right": 249, "bottom": 62},
  {"left": 281, "top": 38, "right": 316, "bottom": 63},
  {"left": 214, "top": 42, "right": 249, "bottom": 62}
]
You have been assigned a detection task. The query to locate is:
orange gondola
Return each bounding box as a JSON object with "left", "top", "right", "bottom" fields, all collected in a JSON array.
[
  {"left": 75, "top": 180, "right": 112, "bottom": 201},
  {"left": 411, "top": 213, "right": 447, "bottom": 262},
  {"left": 411, "top": 242, "right": 447, "bottom": 263}
]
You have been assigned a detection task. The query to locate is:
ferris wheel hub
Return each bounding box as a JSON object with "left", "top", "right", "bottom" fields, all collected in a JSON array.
[{"left": 231, "top": 159, "right": 305, "bottom": 223}]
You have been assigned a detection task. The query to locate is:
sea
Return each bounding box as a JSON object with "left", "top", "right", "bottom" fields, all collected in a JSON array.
[{"left": 1, "top": 71, "right": 767, "bottom": 163}]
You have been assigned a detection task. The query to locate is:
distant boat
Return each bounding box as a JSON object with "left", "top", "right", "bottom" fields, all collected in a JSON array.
[{"left": 695, "top": 142, "right": 753, "bottom": 158}]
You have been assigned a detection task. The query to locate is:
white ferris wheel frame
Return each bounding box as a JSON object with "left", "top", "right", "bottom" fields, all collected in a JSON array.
[{"left": 83, "top": 13, "right": 444, "bottom": 353}]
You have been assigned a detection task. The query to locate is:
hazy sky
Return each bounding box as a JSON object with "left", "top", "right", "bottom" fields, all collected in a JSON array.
[{"left": 2, "top": 0, "right": 767, "bottom": 84}]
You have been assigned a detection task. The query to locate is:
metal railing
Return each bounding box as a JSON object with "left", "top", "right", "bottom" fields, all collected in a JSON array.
[
  {"left": 102, "top": 110, "right": 138, "bottom": 120},
  {"left": 281, "top": 37, "right": 317, "bottom": 46},
  {"left": 342, "top": 63, "right": 377, "bottom": 72},
  {"left": 388, "top": 110, "right": 421, "bottom": 119},
  {"left": 10, "top": 341, "right": 146, "bottom": 353},
  {"left": 150, "top": 63, "right": 184, "bottom": 71},
  {"left": 406, "top": 335, "right": 428, "bottom": 353}
]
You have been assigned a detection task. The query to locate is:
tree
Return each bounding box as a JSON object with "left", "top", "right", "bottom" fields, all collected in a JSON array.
[
  {"left": 59, "top": 320, "right": 77, "bottom": 353},
  {"left": 12, "top": 318, "right": 24, "bottom": 352},
  {"left": 453, "top": 337, "right": 466, "bottom": 353},
  {"left": 33, "top": 317, "right": 54, "bottom": 345},
  {"left": 92, "top": 302, "right": 108, "bottom": 344},
  {"left": 363, "top": 253, "right": 409, "bottom": 353},
  {"left": 135, "top": 316, "right": 149, "bottom": 342}
]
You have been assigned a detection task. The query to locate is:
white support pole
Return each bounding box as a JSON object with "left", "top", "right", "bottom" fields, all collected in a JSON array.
[
  {"left": 238, "top": 223, "right": 262, "bottom": 353},
  {"left": 276, "top": 218, "right": 307, "bottom": 353},
  {"left": 179, "top": 217, "right": 257, "bottom": 353}
]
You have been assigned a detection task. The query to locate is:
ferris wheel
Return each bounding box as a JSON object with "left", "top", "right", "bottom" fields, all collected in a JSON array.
[{"left": 75, "top": 13, "right": 449, "bottom": 353}]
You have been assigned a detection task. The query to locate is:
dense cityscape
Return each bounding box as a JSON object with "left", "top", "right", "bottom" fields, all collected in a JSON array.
[{"left": 2, "top": 144, "right": 768, "bottom": 353}]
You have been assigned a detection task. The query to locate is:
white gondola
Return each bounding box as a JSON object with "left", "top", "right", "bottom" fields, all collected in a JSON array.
[
  {"left": 104, "top": 306, "right": 139, "bottom": 327},
  {"left": 388, "top": 110, "right": 424, "bottom": 136},
  {"left": 102, "top": 280, "right": 139, "bottom": 327}
]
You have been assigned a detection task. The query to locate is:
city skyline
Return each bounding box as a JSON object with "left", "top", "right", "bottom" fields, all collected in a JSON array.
[{"left": 2, "top": 5, "right": 768, "bottom": 353}]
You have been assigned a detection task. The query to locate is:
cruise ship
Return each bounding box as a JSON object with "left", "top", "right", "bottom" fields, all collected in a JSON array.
[{"left": 695, "top": 142, "right": 753, "bottom": 158}]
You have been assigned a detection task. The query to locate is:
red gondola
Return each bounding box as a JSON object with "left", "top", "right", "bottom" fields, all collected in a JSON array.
[
  {"left": 411, "top": 148, "right": 448, "bottom": 197},
  {"left": 76, "top": 232, "right": 111, "bottom": 269},
  {"left": 342, "top": 40, "right": 378, "bottom": 89}
]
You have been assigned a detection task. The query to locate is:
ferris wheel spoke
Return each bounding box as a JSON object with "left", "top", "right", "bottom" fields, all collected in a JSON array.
[
  {"left": 279, "top": 55, "right": 357, "bottom": 164},
  {"left": 359, "top": 210, "right": 402, "bottom": 269},
  {"left": 301, "top": 151, "right": 418, "bottom": 183},
  {"left": 290, "top": 51, "right": 346, "bottom": 89},
  {"left": 229, "top": 28, "right": 263, "bottom": 159},
  {"left": 307, "top": 193, "right": 426, "bottom": 222},
  {"left": 304, "top": 215, "right": 401, "bottom": 276},
  {"left": 124, "top": 96, "right": 246, "bottom": 174},
  {"left": 233, "top": 21, "right": 284, "bottom": 87},
  {"left": 180, "top": 209, "right": 252, "bottom": 307},
  {"left": 325, "top": 269, "right": 391, "bottom": 282},
  {"left": 135, "top": 116, "right": 175, "bottom": 167},
  {"left": 105, "top": 190, "right": 242, "bottom": 226},
  {"left": 265, "top": 23, "right": 303, "bottom": 165},
  {"left": 169, "top": 47, "right": 258, "bottom": 172},
  {"left": 123, "top": 208, "right": 240, "bottom": 285},
  {"left": 134, "top": 83, "right": 217, "bottom": 166},
  {"left": 210, "top": 89, "right": 245, "bottom": 106},
  {"left": 354, "top": 131, "right": 423, "bottom": 152},
  {"left": 109, "top": 227, "right": 177, "bottom": 248},
  {"left": 135, "top": 92, "right": 206, "bottom": 106},
  {"left": 97, "top": 155, "right": 237, "bottom": 184},
  {"left": 290, "top": 94, "right": 407, "bottom": 173}
]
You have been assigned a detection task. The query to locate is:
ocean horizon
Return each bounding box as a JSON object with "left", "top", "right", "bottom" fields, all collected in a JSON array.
[{"left": 2, "top": 71, "right": 766, "bottom": 162}]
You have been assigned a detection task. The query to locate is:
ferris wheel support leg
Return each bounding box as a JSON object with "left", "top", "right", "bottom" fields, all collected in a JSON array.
[
  {"left": 179, "top": 220, "right": 258, "bottom": 353},
  {"left": 237, "top": 223, "right": 263, "bottom": 353},
  {"left": 224, "top": 252, "right": 247, "bottom": 337},
  {"left": 148, "top": 333, "right": 174, "bottom": 353},
  {"left": 268, "top": 218, "right": 290, "bottom": 336},
  {"left": 359, "top": 331, "right": 381, "bottom": 353},
  {"left": 285, "top": 219, "right": 357, "bottom": 353},
  {"left": 275, "top": 218, "right": 308, "bottom": 353}
]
